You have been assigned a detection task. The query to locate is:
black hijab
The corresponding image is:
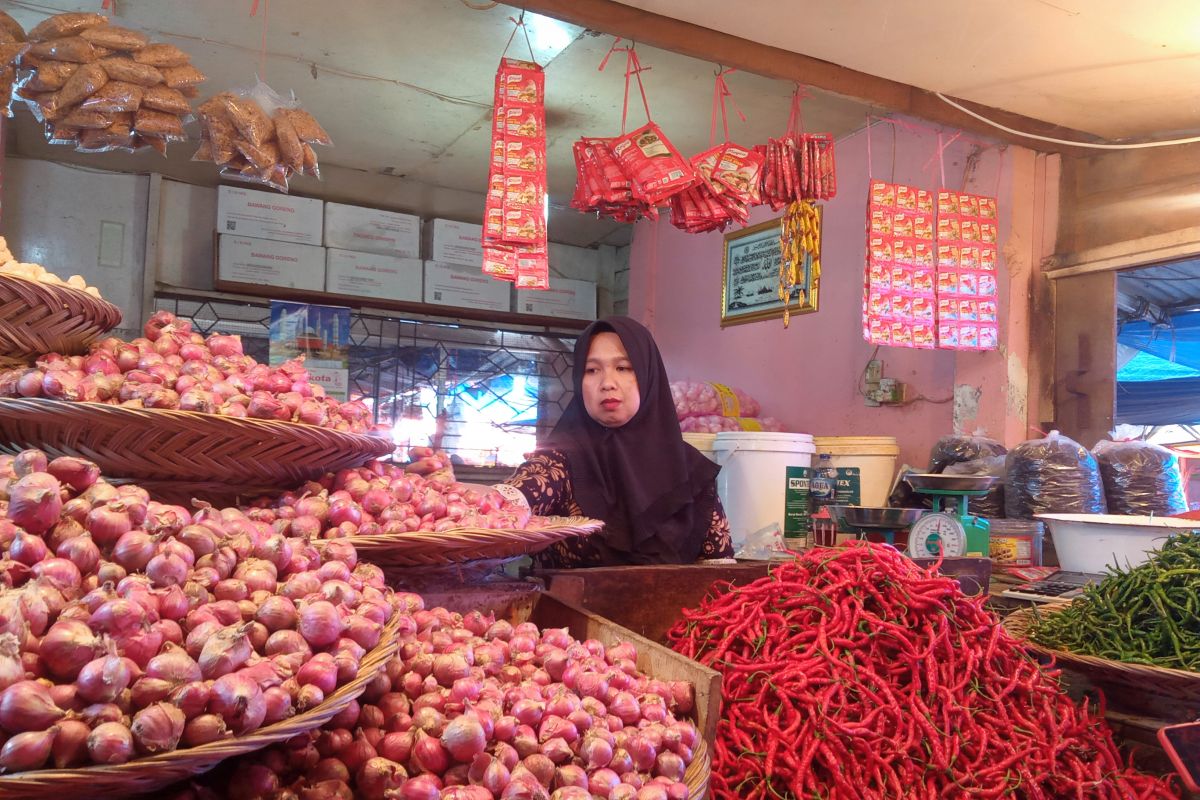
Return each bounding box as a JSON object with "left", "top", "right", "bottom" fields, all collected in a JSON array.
[{"left": 545, "top": 317, "right": 720, "bottom": 564}]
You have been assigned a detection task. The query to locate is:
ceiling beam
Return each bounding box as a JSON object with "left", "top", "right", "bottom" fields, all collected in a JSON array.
[{"left": 515, "top": 0, "right": 1101, "bottom": 154}]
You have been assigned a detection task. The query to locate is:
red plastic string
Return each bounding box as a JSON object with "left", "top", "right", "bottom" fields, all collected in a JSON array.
[
  {"left": 100, "top": 0, "right": 113, "bottom": 11},
  {"left": 250, "top": 0, "right": 269, "bottom": 78},
  {"left": 599, "top": 39, "right": 652, "bottom": 135},
  {"left": 501, "top": 14, "right": 536, "bottom": 61},
  {"left": 788, "top": 85, "right": 809, "bottom": 137},
  {"left": 709, "top": 68, "right": 746, "bottom": 146}
]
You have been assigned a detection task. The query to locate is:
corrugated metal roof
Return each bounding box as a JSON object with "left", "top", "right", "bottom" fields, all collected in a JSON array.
[{"left": 1121, "top": 258, "right": 1200, "bottom": 313}]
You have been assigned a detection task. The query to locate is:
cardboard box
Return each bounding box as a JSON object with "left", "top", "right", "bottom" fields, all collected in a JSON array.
[
  {"left": 516, "top": 277, "right": 597, "bottom": 320},
  {"left": 423, "top": 261, "right": 511, "bottom": 313},
  {"left": 216, "top": 185, "right": 323, "bottom": 246},
  {"left": 426, "top": 218, "right": 484, "bottom": 267},
  {"left": 324, "top": 202, "right": 420, "bottom": 258},
  {"left": 325, "top": 249, "right": 422, "bottom": 303},
  {"left": 217, "top": 234, "right": 326, "bottom": 292}
]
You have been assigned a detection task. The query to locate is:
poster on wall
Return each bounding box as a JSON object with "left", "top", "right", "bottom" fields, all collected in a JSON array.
[
  {"left": 269, "top": 300, "right": 351, "bottom": 401},
  {"left": 722, "top": 217, "right": 819, "bottom": 327}
]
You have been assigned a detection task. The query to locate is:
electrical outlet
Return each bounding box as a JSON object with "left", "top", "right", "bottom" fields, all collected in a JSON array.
[{"left": 865, "top": 359, "right": 883, "bottom": 384}]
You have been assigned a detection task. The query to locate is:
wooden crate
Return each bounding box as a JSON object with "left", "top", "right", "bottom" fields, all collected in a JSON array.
[{"left": 416, "top": 582, "right": 723, "bottom": 753}]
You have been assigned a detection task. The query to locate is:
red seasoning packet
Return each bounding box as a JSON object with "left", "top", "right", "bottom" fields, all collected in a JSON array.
[{"left": 610, "top": 122, "right": 697, "bottom": 207}]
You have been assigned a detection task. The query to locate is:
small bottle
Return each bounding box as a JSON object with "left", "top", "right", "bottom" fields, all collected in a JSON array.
[{"left": 809, "top": 453, "right": 836, "bottom": 511}]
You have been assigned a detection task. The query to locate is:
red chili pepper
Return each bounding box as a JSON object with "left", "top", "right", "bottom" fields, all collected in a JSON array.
[{"left": 667, "top": 542, "right": 1181, "bottom": 800}]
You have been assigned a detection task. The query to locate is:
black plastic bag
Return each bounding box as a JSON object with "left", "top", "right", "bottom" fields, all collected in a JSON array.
[
  {"left": 1005, "top": 432, "right": 1106, "bottom": 519},
  {"left": 944, "top": 455, "right": 1006, "bottom": 519},
  {"left": 1094, "top": 440, "right": 1187, "bottom": 516},
  {"left": 930, "top": 435, "right": 1007, "bottom": 473}
]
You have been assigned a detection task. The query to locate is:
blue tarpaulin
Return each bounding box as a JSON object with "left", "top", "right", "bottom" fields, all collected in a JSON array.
[{"left": 1117, "top": 312, "right": 1200, "bottom": 423}]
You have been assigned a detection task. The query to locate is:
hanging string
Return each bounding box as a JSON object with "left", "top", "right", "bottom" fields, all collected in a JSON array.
[
  {"left": 993, "top": 147, "right": 1005, "bottom": 199},
  {"left": 500, "top": 11, "right": 536, "bottom": 62},
  {"left": 598, "top": 38, "right": 652, "bottom": 135},
  {"left": 787, "top": 84, "right": 808, "bottom": 137},
  {"left": 709, "top": 67, "right": 746, "bottom": 147},
  {"left": 866, "top": 113, "right": 873, "bottom": 178},
  {"left": 250, "top": 0, "right": 270, "bottom": 79}
]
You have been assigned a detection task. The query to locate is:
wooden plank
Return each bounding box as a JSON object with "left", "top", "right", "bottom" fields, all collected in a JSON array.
[
  {"left": 539, "top": 563, "right": 773, "bottom": 643},
  {"left": 1052, "top": 270, "right": 1116, "bottom": 446},
  {"left": 1044, "top": 226, "right": 1200, "bottom": 278},
  {"left": 520, "top": 0, "right": 1100, "bottom": 154}
]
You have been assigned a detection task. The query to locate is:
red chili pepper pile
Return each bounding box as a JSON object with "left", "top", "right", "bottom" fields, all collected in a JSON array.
[{"left": 668, "top": 543, "right": 1179, "bottom": 800}]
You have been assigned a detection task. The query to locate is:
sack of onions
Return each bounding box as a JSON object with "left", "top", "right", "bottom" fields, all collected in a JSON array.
[
  {"left": 0, "top": 310, "right": 379, "bottom": 434},
  {"left": 240, "top": 460, "right": 533, "bottom": 541},
  {"left": 160, "top": 598, "right": 700, "bottom": 800},
  {"left": 0, "top": 449, "right": 398, "bottom": 774}
]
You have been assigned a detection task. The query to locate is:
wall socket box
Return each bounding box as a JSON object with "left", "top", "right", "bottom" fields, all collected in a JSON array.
[{"left": 864, "top": 360, "right": 908, "bottom": 406}]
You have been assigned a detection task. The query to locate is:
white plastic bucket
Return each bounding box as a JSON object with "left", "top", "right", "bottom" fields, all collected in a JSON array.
[
  {"left": 713, "top": 431, "right": 816, "bottom": 551},
  {"left": 682, "top": 433, "right": 718, "bottom": 463},
  {"left": 811, "top": 436, "right": 900, "bottom": 508}
]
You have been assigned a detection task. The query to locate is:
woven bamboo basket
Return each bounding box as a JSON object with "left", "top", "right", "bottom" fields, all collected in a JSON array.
[
  {"left": 336, "top": 515, "right": 605, "bottom": 568},
  {"left": 1004, "top": 602, "right": 1200, "bottom": 712},
  {"left": 0, "top": 398, "right": 394, "bottom": 485},
  {"left": 684, "top": 738, "right": 711, "bottom": 800},
  {"left": 119, "top": 479, "right": 289, "bottom": 507},
  {"left": 0, "top": 611, "right": 402, "bottom": 799},
  {"left": 0, "top": 273, "right": 122, "bottom": 361}
]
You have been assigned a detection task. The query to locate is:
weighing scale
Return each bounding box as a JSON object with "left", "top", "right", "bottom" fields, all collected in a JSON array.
[
  {"left": 836, "top": 506, "right": 926, "bottom": 549},
  {"left": 903, "top": 473, "right": 998, "bottom": 558}
]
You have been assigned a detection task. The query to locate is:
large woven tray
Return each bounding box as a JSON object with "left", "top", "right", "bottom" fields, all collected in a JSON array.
[
  {"left": 338, "top": 515, "right": 605, "bottom": 567},
  {"left": 0, "top": 398, "right": 394, "bottom": 485},
  {"left": 0, "top": 611, "right": 402, "bottom": 799},
  {"left": 0, "top": 273, "right": 122, "bottom": 361},
  {"left": 1005, "top": 602, "right": 1200, "bottom": 711}
]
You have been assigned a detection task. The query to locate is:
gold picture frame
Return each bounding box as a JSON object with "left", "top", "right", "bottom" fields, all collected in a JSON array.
[{"left": 721, "top": 215, "right": 820, "bottom": 327}]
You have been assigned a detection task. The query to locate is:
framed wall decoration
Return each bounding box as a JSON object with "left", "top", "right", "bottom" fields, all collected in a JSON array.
[{"left": 721, "top": 215, "right": 820, "bottom": 327}]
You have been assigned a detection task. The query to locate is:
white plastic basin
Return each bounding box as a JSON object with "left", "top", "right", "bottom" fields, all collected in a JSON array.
[{"left": 1036, "top": 514, "right": 1200, "bottom": 573}]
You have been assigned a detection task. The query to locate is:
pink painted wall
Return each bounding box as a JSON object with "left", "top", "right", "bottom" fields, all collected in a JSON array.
[{"left": 629, "top": 122, "right": 1030, "bottom": 469}]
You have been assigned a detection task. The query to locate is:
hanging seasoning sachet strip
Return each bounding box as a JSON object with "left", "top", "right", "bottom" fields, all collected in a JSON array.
[
  {"left": 936, "top": 188, "right": 1000, "bottom": 350},
  {"left": 864, "top": 180, "right": 937, "bottom": 349}
]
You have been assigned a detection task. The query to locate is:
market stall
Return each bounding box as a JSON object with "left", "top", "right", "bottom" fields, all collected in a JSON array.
[{"left": 0, "top": 1, "right": 1198, "bottom": 798}]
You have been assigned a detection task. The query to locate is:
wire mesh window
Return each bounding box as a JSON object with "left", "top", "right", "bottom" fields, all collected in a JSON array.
[{"left": 154, "top": 292, "right": 577, "bottom": 467}]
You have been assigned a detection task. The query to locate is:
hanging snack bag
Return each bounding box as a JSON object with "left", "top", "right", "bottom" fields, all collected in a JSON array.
[
  {"left": 610, "top": 121, "right": 696, "bottom": 207},
  {"left": 711, "top": 143, "right": 765, "bottom": 205},
  {"left": 14, "top": 11, "right": 203, "bottom": 153},
  {"left": 194, "top": 80, "right": 331, "bottom": 192}
]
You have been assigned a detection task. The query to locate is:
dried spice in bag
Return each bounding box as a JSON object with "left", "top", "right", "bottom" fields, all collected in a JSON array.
[
  {"left": 16, "top": 12, "right": 203, "bottom": 154},
  {"left": 195, "top": 80, "right": 331, "bottom": 192},
  {"left": 27, "top": 13, "right": 106, "bottom": 43}
]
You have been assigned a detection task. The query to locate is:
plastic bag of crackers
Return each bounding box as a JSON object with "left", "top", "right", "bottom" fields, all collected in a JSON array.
[
  {"left": 0, "top": 10, "right": 28, "bottom": 118},
  {"left": 12, "top": 11, "right": 205, "bottom": 154},
  {"left": 194, "top": 80, "right": 331, "bottom": 193}
]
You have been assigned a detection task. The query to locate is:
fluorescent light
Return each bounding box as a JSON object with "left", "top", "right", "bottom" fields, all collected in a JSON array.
[{"left": 523, "top": 13, "right": 579, "bottom": 60}]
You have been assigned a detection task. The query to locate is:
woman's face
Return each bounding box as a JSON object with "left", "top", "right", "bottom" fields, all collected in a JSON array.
[{"left": 582, "top": 332, "right": 640, "bottom": 428}]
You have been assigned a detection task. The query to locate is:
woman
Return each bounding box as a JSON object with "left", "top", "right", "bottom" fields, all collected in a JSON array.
[{"left": 504, "top": 316, "right": 734, "bottom": 567}]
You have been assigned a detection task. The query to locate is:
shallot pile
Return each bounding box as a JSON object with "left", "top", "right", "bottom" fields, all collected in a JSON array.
[
  {"left": 669, "top": 382, "right": 761, "bottom": 421},
  {"left": 0, "top": 310, "right": 375, "bottom": 433},
  {"left": 0, "top": 449, "right": 395, "bottom": 773},
  {"left": 244, "top": 455, "right": 533, "bottom": 538},
  {"left": 167, "top": 596, "right": 700, "bottom": 800}
]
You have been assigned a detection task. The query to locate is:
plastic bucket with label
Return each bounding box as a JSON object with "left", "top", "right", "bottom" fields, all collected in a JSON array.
[
  {"left": 811, "top": 436, "right": 900, "bottom": 508},
  {"left": 713, "top": 431, "right": 816, "bottom": 551}
]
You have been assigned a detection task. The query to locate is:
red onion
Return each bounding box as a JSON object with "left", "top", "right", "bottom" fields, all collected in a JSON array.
[
  {"left": 207, "top": 334, "right": 243, "bottom": 357},
  {"left": 356, "top": 756, "right": 407, "bottom": 800},
  {"left": 297, "top": 653, "right": 338, "bottom": 694},
  {"left": 39, "top": 619, "right": 100, "bottom": 679},
  {"left": 52, "top": 719, "right": 91, "bottom": 768},
  {"left": 299, "top": 600, "right": 342, "bottom": 649},
  {"left": 146, "top": 552, "right": 188, "bottom": 588},
  {"left": 130, "top": 701, "right": 185, "bottom": 754},
  {"left": 169, "top": 681, "right": 211, "bottom": 718},
  {"left": 0, "top": 728, "right": 55, "bottom": 772},
  {"left": 210, "top": 672, "right": 266, "bottom": 734},
  {"left": 440, "top": 713, "right": 487, "bottom": 762},
  {"left": 541, "top": 736, "right": 573, "bottom": 764},
  {"left": 31, "top": 557, "right": 81, "bottom": 594},
  {"left": 0, "top": 634, "right": 22, "bottom": 692},
  {"left": 0, "top": 680, "right": 65, "bottom": 733},
  {"left": 117, "top": 625, "right": 164, "bottom": 670},
  {"left": 262, "top": 685, "right": 294, "bottom": 723},
  {"left": 111, "top": 530, "right": 156, "bottom": 573},
  {"left": 12, "top": 449, "right": 48, "bottom": 477},
  {"left": 400, "top": 774, "right": 443, "bottom": 800},
  {"left": 311, "top": 757, "right": 350, "bottom": 784},
  {"left": 87, "top": 722, "right": 135, "bottom": 764},
  {"left": 89, "top": 598, "right": 148, "bottom": 637},
  {"left": 47, "top": 456, "right": 100, "bottom": 492},
  {"left": 9, "top": 529, "right": 49, "bottom": 567},
  {"left": 130, "top": 677, "right": 175, "bottom": 708},
  {"left": 146, "top": 643, "right": 202, "bottom": 684},
  {"left": 413, "top": 730, "right": 450, "bottom": 773},
  {"left": 185, "top": 620, "right": 223, "bottom": 660},
  {"left": 76, "top": 649, "right": 133, "bottom": 704},
  {"left": 87, "top": 502, "right": 133, "bottom": 547},
  {"left": 56, "top": 533, "right": 100, "bottom": 576},
  {"left": 199, "top": 624, "right": 253, "bottom": 678}
]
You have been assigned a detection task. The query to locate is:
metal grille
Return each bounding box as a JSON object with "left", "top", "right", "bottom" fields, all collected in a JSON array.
[{"left": 154, "top": 291, "right": 577, "bottom": 467}]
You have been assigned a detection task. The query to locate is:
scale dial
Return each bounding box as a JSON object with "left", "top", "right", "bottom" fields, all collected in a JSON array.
[{"left": 908, "top": 513, "right": 967, "bottom": 558}]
